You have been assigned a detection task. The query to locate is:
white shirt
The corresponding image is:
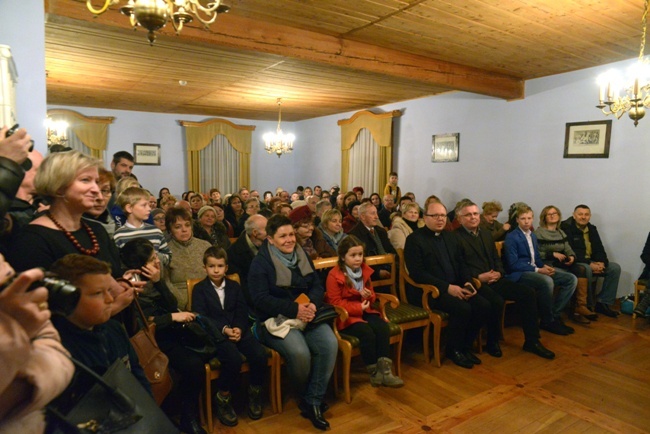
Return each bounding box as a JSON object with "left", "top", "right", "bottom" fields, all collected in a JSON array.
[
  {"left": 210, "top": 279, "right": 226, "bottom": 309},
  {"left": 520, "top": 228, "right": 538, "bottom": 272}
]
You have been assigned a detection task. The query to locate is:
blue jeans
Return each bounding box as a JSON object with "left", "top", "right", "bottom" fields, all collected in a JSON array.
[
  {"left": 258, "top": 322, "right": 337, "bottom": 406},
  {"left": 575, "top": 262, "right": 621, "bottom": 307},
  {"left": 518, "top": 270, "right": 576, "bottom": 323}
]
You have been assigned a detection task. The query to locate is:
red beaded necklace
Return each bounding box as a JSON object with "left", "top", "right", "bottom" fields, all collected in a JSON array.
[{"left": 47, "top": 212, "right": 100, "bottom": 256}]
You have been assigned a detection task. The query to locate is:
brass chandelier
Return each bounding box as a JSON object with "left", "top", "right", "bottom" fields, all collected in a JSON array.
[
  {"left": 596, "top": 0, "right": 650, "bottom": 126},
  {"left": 86, "top": 0, "right": 230, "bottom": 44},
  {"left": 263, "top": 99, "right": 295, "bottom": 158}
]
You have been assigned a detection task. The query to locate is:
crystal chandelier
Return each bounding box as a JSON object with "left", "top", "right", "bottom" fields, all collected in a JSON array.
[
  {"left": 45, "top": 118, "right": 69, "bottom": 148},
  {"left": 86, "top": 0, "right": 230, "bottom": 45},
  {"left": 596, "top": 0, "right": 650, "bottom": 126},
  {"left": 263, "top": 99, "right": 295, "bottom": 158}
]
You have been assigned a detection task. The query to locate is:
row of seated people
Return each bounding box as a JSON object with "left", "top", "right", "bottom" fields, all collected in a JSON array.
[{"left": 0, "top": 146, "right": 626, "bottom": 432}]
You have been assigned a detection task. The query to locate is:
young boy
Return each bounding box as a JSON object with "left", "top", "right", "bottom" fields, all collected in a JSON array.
[
  {"left": 113, "top": 186, "right": 171, "bottom": 266},
  {"left": 191, "top": 247, "right": 267, "bottom": 427},
  {"left": 383, "top": 171, "right": 401, "bottom": 203},
  {"left": 503, "top": 204, "right": 577, "bottom": 336},
  {"left": 49, "top": 254, "right": 151, "bottom": 394}
]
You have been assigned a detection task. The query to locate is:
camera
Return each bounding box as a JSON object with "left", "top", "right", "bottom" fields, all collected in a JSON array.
[
  {"left": 3, "top": 123, "right": 35, "bottom": 170},
  {"left": 1, "top": 273, "right": 80, "bottom": 316}
]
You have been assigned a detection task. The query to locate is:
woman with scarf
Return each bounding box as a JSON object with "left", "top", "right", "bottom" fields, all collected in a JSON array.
[
  {"left": 387, "top": 201, "right": 423, "bottom": 250},
  {"left": 319, "top": 209, "right": 347, "bottom": 253},
  {"left": 248, "top": 215, "right": 337, "bottom": 431}
]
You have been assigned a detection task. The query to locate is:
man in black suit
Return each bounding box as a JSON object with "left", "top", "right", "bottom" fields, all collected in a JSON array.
[
  {"left": 377, "top": 194, "right": 396, "bottom": 228},
  {"left": 226, "top": 214, "right": 267, "bottom": 308},
  {"left": 454, "top": 199, "right": 555, "bottom": 360},
  {"left": 403, "top": 200, "right": 490, "bottom": 369},
  {"left": 349, "top": 202, "right": 395, "bottom": 279}
]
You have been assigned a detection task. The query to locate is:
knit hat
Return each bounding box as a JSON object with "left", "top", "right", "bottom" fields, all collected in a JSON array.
[
  {"left": 291, "top": 200, "right": 307, "bottom": 209},
  {"left": 289, "top": 205, "right": 313, "bottom": 226},
  {"left": 151, "top": 208, "right": 165, "bottom": 220},
  {"left": 197, "top": 205, "right": 216, "bottom": 219}
]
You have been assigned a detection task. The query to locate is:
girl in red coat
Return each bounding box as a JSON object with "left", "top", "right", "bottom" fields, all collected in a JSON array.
[{"left": 325, "top": 235, "right": 403, "bottom": 387}]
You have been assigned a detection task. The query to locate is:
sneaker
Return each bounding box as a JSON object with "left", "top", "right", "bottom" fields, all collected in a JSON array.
[{"left": 213, "top": 392, "right": 238, "bottom": 427}]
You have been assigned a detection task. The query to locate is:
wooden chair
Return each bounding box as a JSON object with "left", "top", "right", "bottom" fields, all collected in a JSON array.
[
  {"left": 396, "top": 248, "right": 449, "bottom": 367},
  {"left": 313, "top": 255, "right": 404, "bottom": 404},
  {"left": 633, "top": 279, "right": 648, "bottom": 319},
  {"left": 186, "top": 275, "right": 280, "bottom": 433}
]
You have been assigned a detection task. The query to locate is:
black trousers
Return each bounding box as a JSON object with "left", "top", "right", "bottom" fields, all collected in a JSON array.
[
  {"left": 342, "top": 313, "right": 391, "bottom": 366},
  {"left": 486, "top": 278, "right": 540, "bottom": 342},
  {"left": 163, "top": 344, "right": 206, "bottom": 417},
  {"left": 214, "top": 330, "right": 268, "bottom": 393}
]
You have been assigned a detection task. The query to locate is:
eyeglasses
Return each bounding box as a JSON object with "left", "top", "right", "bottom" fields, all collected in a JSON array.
[
  {"left": 100, "top": 189, "right": 112, "bottom": 196},
  {"left": 153, "top": 217, "right": 165, "bottom": 222},
  {"left": 425, "top": 214, "right": 447, "bottom": 220},
  {"left": 546, "top": 212, "right": 559, "bottom": 216}
]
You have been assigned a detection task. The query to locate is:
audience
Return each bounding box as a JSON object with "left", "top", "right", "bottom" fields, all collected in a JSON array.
[
  {"left": 383, "top": 171, "right": 401, "bottom": 203},
  {"left": 349, "top": 202, "right": 396, "bottom": 280},
  {"left": 480, "top": 200, "right": 510, "bottom": 241},
  {"left": 387, "top": 201, "right": 423, "bottom": 250},
  {"left": 227, "top": 214, "right": 268, "bottom": 307},
  {"left": 319, "top": 209, "right": 348, "bottom": 253},
  {"left": 193, "top": 205, "right": 231, "bottom": 250},
  {"left": 378, "top": 194, "right": 396, "bottom": 228}
]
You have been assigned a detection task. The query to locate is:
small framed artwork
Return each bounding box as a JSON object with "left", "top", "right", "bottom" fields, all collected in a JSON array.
[
  {"left": 563, "top": 120, "right": 612, "bottom": 158},
  {"left": 133, "top": 143, "right": 161, "bottom": 165},
  {"left": 432, "top": 133, "right": 460, "bottom": 162}
]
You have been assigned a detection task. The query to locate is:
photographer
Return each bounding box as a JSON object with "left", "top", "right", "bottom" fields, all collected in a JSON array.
[
  {"left": 0, "top": 254, "right": 74, "bottom": 433},
  {"left": 0, "top": 125, "right": 32, "bottom": 247}
]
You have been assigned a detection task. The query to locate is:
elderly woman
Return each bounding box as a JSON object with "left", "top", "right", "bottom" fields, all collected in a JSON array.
[
  {"left": 480, "top": 200, "right": 510, "bottom": 241},
  {"left": 8, "top": 150, "right": 134, "bottom": 313},
  {"left": 319, "top": 208, "right": 348, "bottom": 254},
  {"left": 534, "top": 205, "right": 593, "bottom": 324},
  {"left": 248, "top": 215, "right": 337, "bottom": 430},
  {"left": 342, "top": 200, "right": 360, "bottom": 233},
  {"left": 165, "top": 207, "right": 211, "bottom": 310},
  {"left": 289, "top": 205, "right": 336, "bottom": 260},
  {"left": 388, "top": 201, "right": 423, "bottom": 250},
  {"left": 83, "top": 167, "right": 117, "bottom": 237},
  {"left": 212, "top": 203, "right": 234, "bottom": 238},
  {"left": 193, "top": 205, "right": 231, "bottom": 250}
]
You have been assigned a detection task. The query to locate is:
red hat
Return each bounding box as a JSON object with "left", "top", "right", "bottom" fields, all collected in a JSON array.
[
  {"left": 352, "top": 186, "right": 364, "bottom": 194},
  {"left": 288, "top": 205, "right": 313, "bottom": 226}
]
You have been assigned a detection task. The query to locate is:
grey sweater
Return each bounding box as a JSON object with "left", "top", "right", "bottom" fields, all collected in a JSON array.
[{"left": 534, "top": 227, "right": 575, "bottom": 265}]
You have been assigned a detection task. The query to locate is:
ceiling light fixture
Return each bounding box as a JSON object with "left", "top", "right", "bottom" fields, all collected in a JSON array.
[
  {"left": 263, "top": 98, "right": 295, "bottom": 158},
  {"left": 86, "top": 0, "right": 230, "bottom": 45},
  {"left": 45, "top": 117, "right": 69, "bottom": 148},
  {"left": 596, "top": 0, "right": 650, "bottom": 126}
]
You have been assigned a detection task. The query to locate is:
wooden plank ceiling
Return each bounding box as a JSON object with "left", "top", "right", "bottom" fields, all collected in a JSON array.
[{"left": 44, "top": 0, "right": 644, "bottom": 121}]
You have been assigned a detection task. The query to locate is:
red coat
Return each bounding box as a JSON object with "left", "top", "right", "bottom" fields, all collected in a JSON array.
[{"left": 325, "top": 263, "right": 382, "bottom": 330}]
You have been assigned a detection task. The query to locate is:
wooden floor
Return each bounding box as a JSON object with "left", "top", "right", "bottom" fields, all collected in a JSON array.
[{"left": 208, "top": 313, "right": 650, "bottom": 434}]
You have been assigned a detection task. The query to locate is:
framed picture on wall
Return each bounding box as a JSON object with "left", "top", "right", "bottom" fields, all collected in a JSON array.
[
  {"left": 563, "top": 120, "right": 612, "bottom": 158},
  {"left": 133, "top": 143, "right": 161, "bottom": 165},
  {"left": 432, "top": 133, "right": 460, "bottom": 162}
]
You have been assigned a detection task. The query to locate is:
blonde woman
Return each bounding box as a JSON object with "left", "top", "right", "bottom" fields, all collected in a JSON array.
[{"left": 388, "top": 202, "right": 423, "bottom": 250}]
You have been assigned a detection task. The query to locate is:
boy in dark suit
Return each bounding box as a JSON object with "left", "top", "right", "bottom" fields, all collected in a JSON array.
[{"left": 192, "top": 247, "right": 267, "bottom": 427}]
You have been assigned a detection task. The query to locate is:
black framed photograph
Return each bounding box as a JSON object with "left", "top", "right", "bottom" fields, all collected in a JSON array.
[
  {"left": 133, "top": 143, "right": 161, "bottom": 165},
  {"left": 563, "top": 120, "right": 612, "bottom": 158},
  {"left": 432, "top": 133, "right": 460, "bottom": 162}
]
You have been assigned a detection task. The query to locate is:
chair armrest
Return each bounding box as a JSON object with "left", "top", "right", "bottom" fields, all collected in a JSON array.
[
  {"left": 375, "top": 293, "right": 400, "bottom": 322},
  {"left": 332, "top": 305, "right": 348, "bottom": 339},
  {"left": 419, "top": 284, "right": 441, "bottom": 312}
]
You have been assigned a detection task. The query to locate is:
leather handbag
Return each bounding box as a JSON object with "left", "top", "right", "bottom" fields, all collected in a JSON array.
[
  {"left": 175, "top": 315, "right": 221, "bottom": 359},
  {"left": 130, "top": 294, "right": 173, "bottom": 405},
  {"left": 308, "top": 303, "right": 339, "bottom": 326},
  {"left": 47, "top": 357, "right": 179, "bottom": 434}
]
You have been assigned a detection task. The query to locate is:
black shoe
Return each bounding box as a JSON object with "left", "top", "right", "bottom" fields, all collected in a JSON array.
[
  {"left": 247, "top": 385, "right": 263, "bottom": 420},
  {"left": 213, "top": 392, "right": 238, "bottom": 427},
  {"left": 540, "top": 321, "right": 568, "bottom": 335},
  {"left": 486, "top": 342, "right": 503, "bottom": 358},
  {"left": 558, "top": 320, "right": 575, "bottom": 335},
  {"left": 446, "top": 349, "right": 474, "bottom": 369},
  {"left": 463, "top": 350, "right": 482, "bottom": 365},
  {"left": 179, "top": 417, "right": 207, "bottom": 434},
  {"left": 595, "top": 302, "right": 619, "bottom": 318},
  {"left": 320, "top": 402, "right": 330, "bottom": 413},
  {"left": 299, "top": 401, "right": 330, "bottom": 431},
  {"left": 523, "top": 341, "right": 555, "bottom": 360}
]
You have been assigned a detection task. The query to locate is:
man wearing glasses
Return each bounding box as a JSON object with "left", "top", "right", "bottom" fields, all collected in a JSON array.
[
  {"left": 403, "top": 199, "right": 489, "bottom": 369},
  {"left": 454, "top": 199, "right": 555, "bottom": 360}
]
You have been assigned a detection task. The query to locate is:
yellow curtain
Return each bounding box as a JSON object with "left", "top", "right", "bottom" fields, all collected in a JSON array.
[
  {"left": 179, "top": 118, "right": 255, "bottom": 192},
  {"left": 47, "top": 109, "right": 114, "bottom": 159},
  {"left": 337, "top": 110, "right": 401, "bottom": 192}
]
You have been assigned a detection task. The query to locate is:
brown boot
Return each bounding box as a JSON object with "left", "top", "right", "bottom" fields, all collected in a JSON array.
[{"left": 575, "top": 278, "right": 597, "bottom": 320}]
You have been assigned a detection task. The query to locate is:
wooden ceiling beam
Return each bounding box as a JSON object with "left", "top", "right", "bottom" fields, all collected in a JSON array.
[{"left": 46, "top": 1, "right": 524, "bottom": 100}]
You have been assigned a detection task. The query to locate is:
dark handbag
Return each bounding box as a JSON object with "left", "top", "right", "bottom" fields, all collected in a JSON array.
[
  {"left": 130, "top": 295, "right": 173, "bottom": 405},
  {"left": 308, "top": 303, "right": 339, "bottom": 326},
  {"left": 47, "top": 357, "right": 179, "bottom": 434},
  {"left": 176, "top": 315, "right": 222, "bottom": 358}
]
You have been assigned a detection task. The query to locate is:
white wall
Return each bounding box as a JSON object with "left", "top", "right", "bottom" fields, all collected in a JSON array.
[{"left": 0, "top": 1, "right": 46, "bottom": 150}]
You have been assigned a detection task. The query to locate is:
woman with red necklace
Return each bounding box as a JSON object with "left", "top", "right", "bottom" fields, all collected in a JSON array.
[{"left": 8, "top": 151, "right": 135, "bottom": 313}]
